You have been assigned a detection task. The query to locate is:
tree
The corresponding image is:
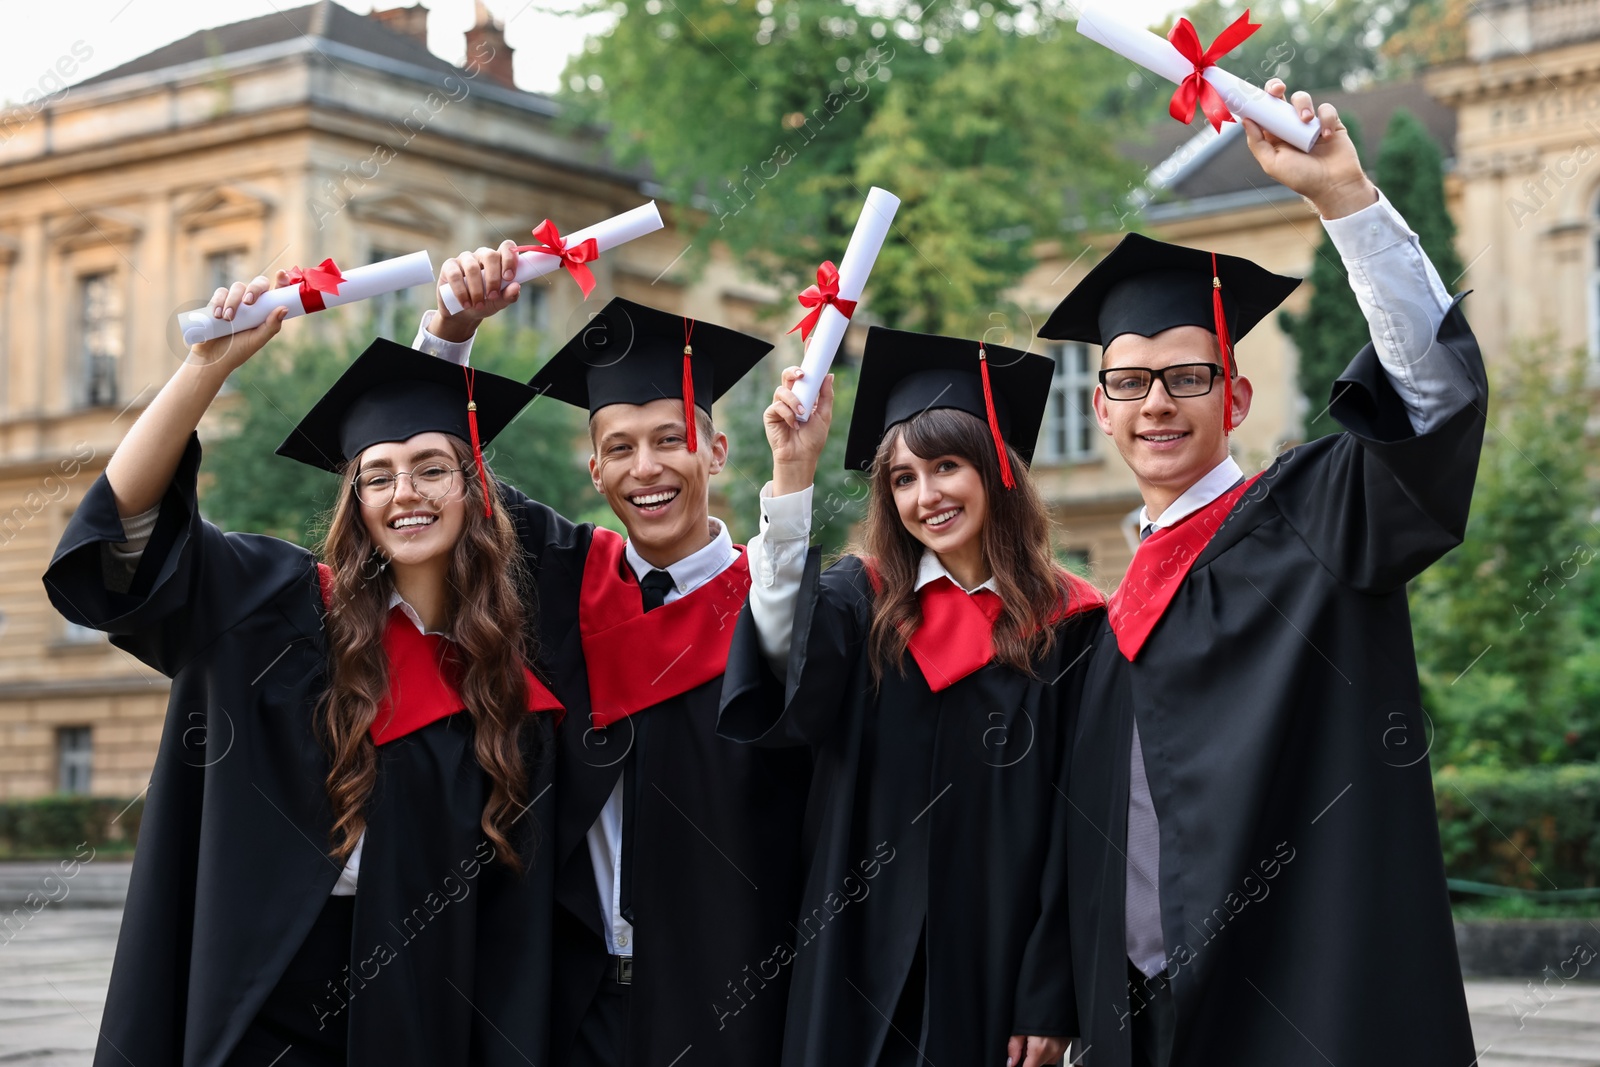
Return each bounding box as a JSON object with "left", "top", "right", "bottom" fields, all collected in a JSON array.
[
  {"left": 1278, "top": 114, "right": 1367, "bottom": 441},
  {"left": 560, "top": 0, "right": 1140, "bottom": 334},
  {"left": 201, "top": 316, "right": 596, "bottom": 544},
  {"left": 1375, "top": 107, "right": 1464, "bottom": 290},
  {"left": 1409, "top": 339, "right": 1600, "bottom": 767}
]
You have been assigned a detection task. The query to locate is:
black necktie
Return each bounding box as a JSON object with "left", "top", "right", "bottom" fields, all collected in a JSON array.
[{"left": 620, "top": 568, "right": 675, "bottom": 928}]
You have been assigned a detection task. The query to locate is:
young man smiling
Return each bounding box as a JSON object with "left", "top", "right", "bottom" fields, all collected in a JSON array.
[
  {"left": 413, "top": 260, "right": 812, "bottom": 1067},
  {"left": 1038, "top": 82, "right": 1484, "bottom": 1065}
]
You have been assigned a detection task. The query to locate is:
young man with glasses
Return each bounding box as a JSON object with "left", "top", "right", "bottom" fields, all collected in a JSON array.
[{"left": 1038, "top": 81, "right": 1483, "bottom": 1066}]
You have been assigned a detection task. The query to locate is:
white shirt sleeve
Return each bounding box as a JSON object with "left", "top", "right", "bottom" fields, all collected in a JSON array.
[
  {"left": 745, "top": 482, "right": 814, "bottom": 677},
  {"left": 411, "top": 310, "right": 475, "bottom": 366},
  {"left": 1320, "top": 190, "right": 1469, "bottom": 435}
]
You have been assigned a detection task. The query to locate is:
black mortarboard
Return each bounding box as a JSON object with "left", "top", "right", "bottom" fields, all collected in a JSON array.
[
  {"left": 844, "top": 327, "right": 1056, "bottom": 488},
  {"left": 530, "top": 297, "right": 773, "bottom": 452},
  {"left": 1037, "top": 233, "right": 1300, "bottom": 433},
  {"left": 276, "top": 338, "right": 537, "bottom": 514}
]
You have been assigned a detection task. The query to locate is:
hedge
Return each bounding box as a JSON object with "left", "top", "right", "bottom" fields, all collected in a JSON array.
[
  {"left": 0, "top": 796, "right": 144, "bottom": 859},
  {"left": 1435, "top": 763, "right": 1600, "bottom": 892}
]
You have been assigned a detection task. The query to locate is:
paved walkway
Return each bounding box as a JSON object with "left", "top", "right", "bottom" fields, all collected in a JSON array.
[{"left": 3, "top": 908, "right": 1598, "bottom": 1065}]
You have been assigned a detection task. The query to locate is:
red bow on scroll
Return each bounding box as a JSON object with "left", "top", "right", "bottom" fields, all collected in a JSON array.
[
  {"left": 787, "top": 260, "right": 858, "bottom": 343},
  {"left": 284, "top": 258, "right": 346, "bottom": 313},
  {"left": 1167, "top": 11, "right": 1260, "bottom": 133},
  {"left": 519, "top": 219, "right": 601, "bottom": 299}
]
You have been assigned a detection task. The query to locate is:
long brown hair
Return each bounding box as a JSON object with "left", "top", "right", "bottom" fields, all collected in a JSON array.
[
  {"left": 318, "top": 434, "right": 537, "bottom": 870},
  {"left": 862, "top": 407, "right": 1081, "bottom": 682}
]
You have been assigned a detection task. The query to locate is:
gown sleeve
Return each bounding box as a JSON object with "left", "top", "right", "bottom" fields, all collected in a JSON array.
[
  {"left": 1270, "top": 295, "right": 1487, "bottom": 595},
  {"left": 718, "top": 550, "right": 872, "bottom": 749},
  {"left": 43, "top": 433, "right": 313, "bottom": 678},
  {"left": 1009, "top": 613, "right": 1099, "bottom": 1038}
]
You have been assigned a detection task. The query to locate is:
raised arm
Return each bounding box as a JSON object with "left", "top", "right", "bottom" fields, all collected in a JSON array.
[{"left": 106, "top": 274, "right": 289, "bottom": 515}]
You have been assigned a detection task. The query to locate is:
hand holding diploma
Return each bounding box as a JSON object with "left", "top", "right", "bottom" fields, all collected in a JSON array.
[
  {"left": 766, "top": 365, "right": 836, "bottom": 497},
  {"left": 1076, "top": 5, "right": 1322, "bottom": 152},
  {"left": 1243, "top": 80, "right": 1378, "bottom": 220},
  {"left": 177, "top": 252, "right": 435, "bottom": 345}
]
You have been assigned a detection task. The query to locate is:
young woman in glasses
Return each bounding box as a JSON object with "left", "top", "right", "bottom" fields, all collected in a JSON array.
[{"left": 43, "top": 276, "right": 568, "bottom": 1067}]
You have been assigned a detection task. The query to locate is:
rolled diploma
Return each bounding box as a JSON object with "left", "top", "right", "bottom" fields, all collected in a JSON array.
[
  {"left": 438, "top": 201, "right": 666, "bottom": 314},
  {"left": 180, "top": 251, "right": 436, "bottom": 346},
  {"left": 794, "top": 186, "right": 901, "bottom": 421},
  {"left": 1076, "top": 6, "right": 1321, "bottom": 154}
]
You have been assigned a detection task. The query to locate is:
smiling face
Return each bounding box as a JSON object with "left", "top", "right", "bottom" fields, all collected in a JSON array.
[
  {"left": 887, "top": 434, "right": 990, "bottom": 576},
  {"left": 354, "top": 432, "right": 470, "bottom": 570},
  {"left": 588, "top": 397, "right": 726, "bottom": 567},
  {"left": 1092, "top": 325, "right": 1253, "bottom": 517}
]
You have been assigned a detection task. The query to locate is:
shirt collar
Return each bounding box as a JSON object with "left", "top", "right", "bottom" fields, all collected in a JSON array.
[
  {"left": 623, "top": 516, "right": 738, "bottom": 598},
  {"left": 387, "top": 590, "right": 447, "bottom": 637},
  {"left": 1138, "top": 455, "right": 1245, "bottom": 538},
  {"left": 914, "top": 549, "right": 1000, "bottom": 595}
]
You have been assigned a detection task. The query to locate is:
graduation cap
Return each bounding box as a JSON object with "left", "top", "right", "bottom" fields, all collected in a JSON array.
[
  {"left": 275, "top": 337, "right": 538, "bottom": 516},
  {"left": 530, "top": 297, "right": 773, "bottom": 452},
  {"left": 1038, "top": 233, "right": 1300, "bottom": 434},
  {"left": 844, "top": 327, "right": 1057, "bottom": 489}
]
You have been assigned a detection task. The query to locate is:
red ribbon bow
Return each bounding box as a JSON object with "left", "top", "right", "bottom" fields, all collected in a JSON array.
[
  {"left": 1167, "top": 10, "right": 1260, "bottom": 133},
  {"left": 518, "top": 219, "right": 601, "bottom": 299},
  {"left": 787, "top": 260, "right": 858, "bottom": 343},
  {"left": 284, "top": 258, "right": 345, "bottom": 313}
]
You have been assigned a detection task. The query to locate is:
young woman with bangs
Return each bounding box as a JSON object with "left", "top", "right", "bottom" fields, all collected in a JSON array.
[
  {"left": 718, "top": 328, "right": 1105, "bottom": 1067},
  {"left": 43, "top": 277, "right": 565, "bottom": 1067}
]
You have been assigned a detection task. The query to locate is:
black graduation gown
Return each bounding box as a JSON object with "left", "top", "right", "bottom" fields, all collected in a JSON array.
[
  {"left": 496, "top": 488, "right": 813, "bottom": 1067},
  {"left": 1066, "top": 298, "right": 1484, "bottom": 1066},
  {"left": 42, "top": 436, "right": 557, "bottom": 1067},
  {"left": 719, "top": 553, "right": 1103, "bottom": 1067}
]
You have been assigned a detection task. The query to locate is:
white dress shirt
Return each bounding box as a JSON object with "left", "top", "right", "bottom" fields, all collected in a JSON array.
[
  {"left": 412, "top": 310, "right": 476, "bottom": 365},
  {"left": 587, "top": 518, "right": 741, "bottom": 956}
]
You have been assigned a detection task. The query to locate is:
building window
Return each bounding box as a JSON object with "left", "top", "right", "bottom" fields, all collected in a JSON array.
[
  {"left": 79, "top": 273, "right": 123, "bottom": 408},
  {"left": 368, "top": 246, "right": 418, "bottom": 341},
  {"left": 1038, "top": 340, "right": 1098, "bottom": 464},
  {"left": 57, "top": 727, "right": 92, "bottom": 794},
  {"left": 510, "top": 284, "right": 547, "bottom": 336},
  {"left": 205, "top": 248, "right": 250, "bottom": 295}
]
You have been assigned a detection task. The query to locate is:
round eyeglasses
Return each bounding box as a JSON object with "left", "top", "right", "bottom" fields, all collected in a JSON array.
[
  {"left": 1098, "top": 363, "right": 1226, "bottom": 402},
  {"left": 352, "top": 464, "right": 466, "bottom": 507}
]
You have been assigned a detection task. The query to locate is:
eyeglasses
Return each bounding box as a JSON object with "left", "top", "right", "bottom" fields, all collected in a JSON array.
[
  {"left": 1098, "top": 363, "right": 1226, "bottom": 402},
  {"left": 352, "top": 464, "right": 466, "bottom": 507}
]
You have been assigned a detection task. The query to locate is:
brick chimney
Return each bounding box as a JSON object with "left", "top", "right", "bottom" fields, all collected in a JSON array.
[
  {"left": 369, "top": 4, "right": 430, "bottom": 47},
  {"left": 465, "top": 0, "right": 517, "bottom": 90}
]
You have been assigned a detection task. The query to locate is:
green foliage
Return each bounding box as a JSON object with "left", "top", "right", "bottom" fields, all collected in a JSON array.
[
  {"left": 1409, "top": 339, "right": 1600, "bottom": 767},
  {"left": 0, "top": 796, "right": 143, "bottom": 859},
  {"left": 1434, "top": 763, "right": 1600, "bottom": 891},
  {"left": 1376, "top": 108, "right": 1464, "bottom": 291},
  {"left": 562, "top": 0, "right": 1139, "bottom": 333},
  {"left": 1278, "top": 114, "right": 1368, "bottom": 441},
  {"left": 200, "top": 319, "right": 596, "bottom": 543}
]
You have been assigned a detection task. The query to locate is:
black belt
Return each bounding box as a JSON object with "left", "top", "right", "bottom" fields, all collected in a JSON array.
[{"left": 608, "top": 955, "right": 634, "bottom": 985}]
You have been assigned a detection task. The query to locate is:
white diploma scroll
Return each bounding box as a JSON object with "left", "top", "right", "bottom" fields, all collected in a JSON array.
[
  {"left": 794, "top": 186, "right": 901, "bottom": 421},
  {"left": 179, "top": 251, "right": 436, "bottom": 346},
  {"left": 1076, "top": 5, "right": 1322, "bottom": 153},
  {"left": 438, "top": 201, "right": 665, "bottom": 314}
]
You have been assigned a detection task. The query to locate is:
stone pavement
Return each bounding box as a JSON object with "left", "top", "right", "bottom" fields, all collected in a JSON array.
[{"left": 2, "top": 908, "right": 1598, "bottom": 1065}]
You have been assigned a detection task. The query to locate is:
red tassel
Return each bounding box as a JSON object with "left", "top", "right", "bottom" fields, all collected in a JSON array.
[
  {"left": 1212, "top": 252, "right": 1235, "bottom": 436},
  {"left": 978, "top": 344, "right": 1015, "bottom": 491},
  {"left": 463, "top": 367, "right": 492, "bottom": 518},
  {"left": 682, "top": 318, "right": 698, "bottom": 453}
]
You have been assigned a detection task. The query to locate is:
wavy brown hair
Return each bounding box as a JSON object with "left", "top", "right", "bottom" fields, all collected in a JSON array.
[
  {"left": 318, "top": 434, "right": 538, "bottom": 870},
  {"left": 862, "top": 407, "right": 1086, "bottom": 683}
]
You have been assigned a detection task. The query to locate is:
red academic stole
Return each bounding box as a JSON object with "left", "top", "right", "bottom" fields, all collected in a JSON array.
[
  {"left": 868, "top": 564, "right": 1105, "bottom": 692},
  {"left": 1106, "top": 474, "right": 1262, "bottom": 661},
  {"left": 578, "top": 528, "right": 752, "bottom": 728},
  {"left": 315, "top": 564, "right": 563, "bottom": 745}
]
